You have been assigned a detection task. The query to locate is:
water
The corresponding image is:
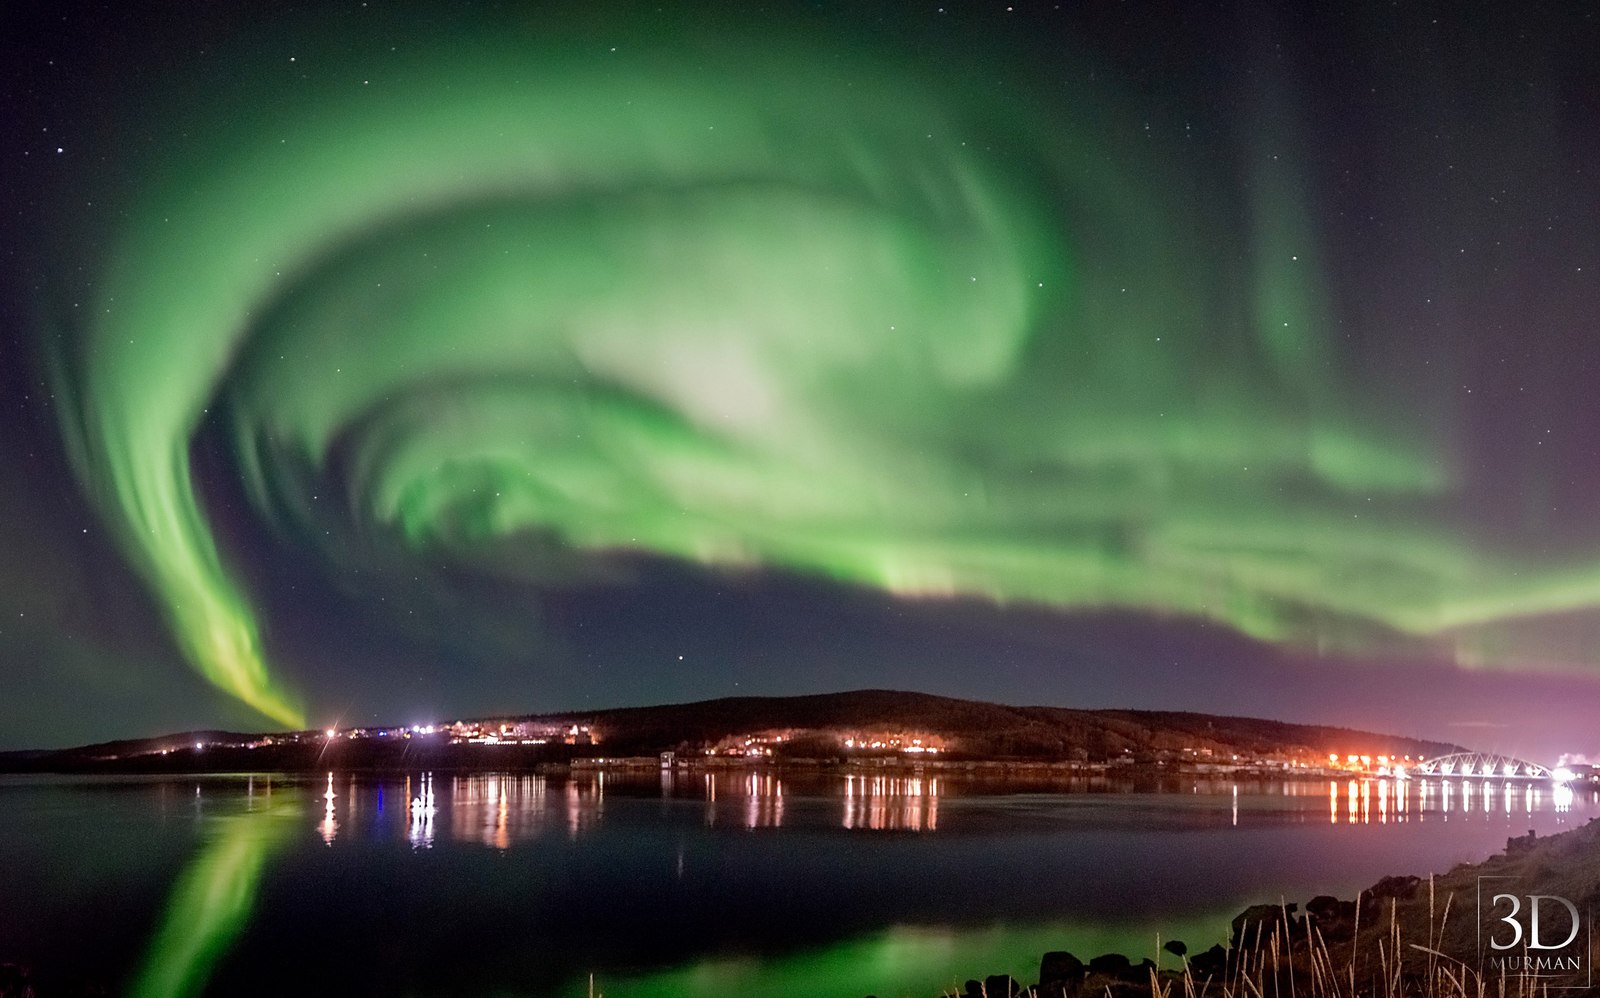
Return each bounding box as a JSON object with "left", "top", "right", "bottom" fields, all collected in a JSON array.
[{"left": 0, "top": 770, "right": 1593, "bottom": 997}]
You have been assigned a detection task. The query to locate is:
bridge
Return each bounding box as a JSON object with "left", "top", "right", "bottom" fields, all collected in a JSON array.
[{"left": 1411, "top": 752, "right": 1553, "bottom": 781}]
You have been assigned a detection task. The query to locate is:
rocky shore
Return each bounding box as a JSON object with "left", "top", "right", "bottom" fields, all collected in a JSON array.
[{"left": 889, "top": 815, "right": 1600, "bottom": 998}]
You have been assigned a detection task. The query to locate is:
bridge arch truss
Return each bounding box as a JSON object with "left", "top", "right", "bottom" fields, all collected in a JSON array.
[{"left": 1412, "top": 752, "right": 1551, "bottom": 781}]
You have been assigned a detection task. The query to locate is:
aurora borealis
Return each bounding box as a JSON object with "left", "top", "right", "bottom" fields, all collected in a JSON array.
[{"left": 4, "top": 2, "right": 1600, "bottom": 753}]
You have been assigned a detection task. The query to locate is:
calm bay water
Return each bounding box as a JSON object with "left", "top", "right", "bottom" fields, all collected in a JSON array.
[{"left": 1, "top": 770, "right": 1594, "bottom": 997}]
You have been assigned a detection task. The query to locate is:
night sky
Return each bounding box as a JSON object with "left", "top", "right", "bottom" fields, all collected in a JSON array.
[{"left": 2, "top": 2, "right": 1599, "bottom": 759}]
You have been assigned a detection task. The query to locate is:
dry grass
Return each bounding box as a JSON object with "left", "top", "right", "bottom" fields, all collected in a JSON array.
[
  {"left": 934, "top": 876, "right": 1583, "bottom": 998},
  {"left": 1141, "top": 882, "right": 1565, "bottom": 998}
]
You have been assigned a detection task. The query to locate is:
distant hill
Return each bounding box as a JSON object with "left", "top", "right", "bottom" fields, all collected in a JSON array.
[
  {"left": 522, "top": 689, "right": 1463, "bottom": 761},
  {"left": 0, "top": 690, "right": 1464, "bottom": 773}
]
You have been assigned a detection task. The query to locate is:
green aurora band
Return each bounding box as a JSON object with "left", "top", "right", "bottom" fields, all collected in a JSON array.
[{"left": 48, "top": 25, "right": 1600, "bottom": 722}]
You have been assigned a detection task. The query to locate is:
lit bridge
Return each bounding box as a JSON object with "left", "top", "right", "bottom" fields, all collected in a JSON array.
[{"left": 1412, "top": 753, "right": 1553, "bottom": 781}]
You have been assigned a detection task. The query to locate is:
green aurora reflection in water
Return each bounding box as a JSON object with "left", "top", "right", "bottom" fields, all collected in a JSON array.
[
  {"left": 36, "top": 14, "right": 1600, "bottom": 726},
  {"left": 129, "top": 799, "right": 299, "bottom": 998}
]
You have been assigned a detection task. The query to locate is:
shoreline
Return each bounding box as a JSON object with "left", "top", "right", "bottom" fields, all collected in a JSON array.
[
  {"left": 926, "top": 814, "right": 1600, "bottom": 997},
  {"left": 0, "top": 745, "right": 1370, "bottom": 782}
]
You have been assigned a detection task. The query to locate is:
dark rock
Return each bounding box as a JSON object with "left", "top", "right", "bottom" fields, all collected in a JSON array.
[
  {"left": 1189, "top": 944, "right": 1227, "bottom": 979},
  {"left": 1306, "top": 894, "right": 1360, "bottom": 941},
  {"left": 984, "top": 973, "right": 1019, "bottom": 997},
  {"left": 1163, "top": 939, "right": 1187, "bottom": 959},
  {"left": 1087, "top": 952, "right": 1131, "bottom": 976},
  {"left": 1231, "top": 902, "right": 1298, "bottom": 947},
  {"left": 1367, "top": 874, "right": 1421, "bottom": 900},
  {"left": 1360, "top": 875, "right": 1422, "bottom": 918},
  {"left": 962, "top": 979, "right": 983, "bottom": 998},
  {"left": 1038, "top": 951, "right": 1084, "bottom": 985},
  {"left": 1306, "top": 894, "right": 1341, "bottom": 920}
]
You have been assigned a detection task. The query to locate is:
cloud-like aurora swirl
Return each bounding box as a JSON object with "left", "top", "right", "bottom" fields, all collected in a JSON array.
[{"left": 47, "top": 25, "right": 1598, "bottom": 725}]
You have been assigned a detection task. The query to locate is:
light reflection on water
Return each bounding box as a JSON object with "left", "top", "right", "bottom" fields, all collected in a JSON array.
[
  {"left": 1323, "top": 777, "right": 1577, "bottom": 824},
  {"left": 843, "top": 774, "right": 939, "bottom": 831},
  {"left": 309, "top": 772, "right": 1600, "bottom": 847},
  {"left": 3, "top": 772, "right": 1598, "bottom": 998},
  {"left": 317, "top": 769, "right": 996, "bottom": 842},
  {"left": 329, "top": 769, "right": 957, "bottom": 844},
  {"left": 318, "top": 772, "right": 337, "bottom": 845},
  {"left": 407, "top": 771, "right": 437, "bottom": 847}
]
